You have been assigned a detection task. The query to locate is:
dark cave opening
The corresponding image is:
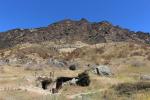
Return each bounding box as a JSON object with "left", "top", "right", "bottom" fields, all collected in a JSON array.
[
  {"left": 41, "top": 80, "right": 51, "bottom": 90},
  {"left": 56, "top": 77, "right": 73, "bottom": 90}
]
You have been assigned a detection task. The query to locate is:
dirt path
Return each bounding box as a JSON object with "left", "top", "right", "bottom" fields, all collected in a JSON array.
[
  {"left": 67, "top": 88, "right": 107, "bottom": 99},
  {"left": 20, "top": 86, "right": 51, "bottom": 95},
  {"left": 0, "top": 86, "right": 51, "bottom": 95}
]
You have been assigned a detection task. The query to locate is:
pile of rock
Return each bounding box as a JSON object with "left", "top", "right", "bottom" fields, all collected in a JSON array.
[{"left": 47, "top": 58, "right": 67, "bottom": 67}]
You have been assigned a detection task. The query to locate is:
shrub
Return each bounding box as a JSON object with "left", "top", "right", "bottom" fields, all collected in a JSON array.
[
  {"left": 114, "top": 82, "right": 150, "bottom": 95},
  {"left": 76, "top": 72, "right": 90, "bottom": 86},
  {"left": 130, "top": 60, "right": 145, "bottom": 67},
  {"left": 130, "top": 51, "right": 143, "bottom": 57},
  {"left": 96, "top": 47, "right": 105, "bottom": 54},
  {"left": 147, "top": 54, "right": 150, "bottom": 61},
  {"left": 69, "top": 64, "right": 76, "bottom": 71}
]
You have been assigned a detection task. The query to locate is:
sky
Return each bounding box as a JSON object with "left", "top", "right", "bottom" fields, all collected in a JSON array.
[{"left": 0, "top": 0, "right": 149, "bottom": 32}]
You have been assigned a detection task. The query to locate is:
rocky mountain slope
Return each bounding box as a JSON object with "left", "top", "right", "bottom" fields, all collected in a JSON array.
[
  {"left": 0, "top": 18, "right": 150, "bottom": 49},
  {"left": 0, "top": 19, "right": 150, "bottom": 100}
]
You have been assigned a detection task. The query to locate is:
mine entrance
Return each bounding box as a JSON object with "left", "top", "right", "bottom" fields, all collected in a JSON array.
[
  {"left": 41, "top": 80, "right": 51, "bottom": 90},
  {"left": 56, "top": 77, "right": 73, "bottom": 90}
]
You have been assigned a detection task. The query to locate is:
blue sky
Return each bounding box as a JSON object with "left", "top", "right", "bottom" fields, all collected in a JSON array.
[{"left": 0, "top": 0, "right": 149, "bottom": 32}]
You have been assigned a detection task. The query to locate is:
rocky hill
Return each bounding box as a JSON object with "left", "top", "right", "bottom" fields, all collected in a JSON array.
[
  {"left": 0, "top": 18, "right": 150, "bottom": 49},
  {"left": 0, "top": 19, "right": 150, "bottom": 100}
]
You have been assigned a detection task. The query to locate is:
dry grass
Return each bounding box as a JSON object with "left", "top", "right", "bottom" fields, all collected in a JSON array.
[
  {"left": 67, "top": 42, "right": 150, "bottom": 62},
  {"left": 114, "top": 81, "right": 150, "bottom": 95},
  {"left": 147, "top": 54, "right": 150, "bottom": 61},
  {"left": 0, "top": 63, "right": 150, "bottom": 100},
  {"left": 0, "top": 42, "right": 150, "bottom": 100}
]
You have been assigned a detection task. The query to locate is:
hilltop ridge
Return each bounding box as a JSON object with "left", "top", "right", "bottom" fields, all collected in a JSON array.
[{"left": 0, "top": 18, "right": 149, "bottom": 49}]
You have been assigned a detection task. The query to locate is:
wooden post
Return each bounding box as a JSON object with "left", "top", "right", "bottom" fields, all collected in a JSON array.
[
  {"left": 35, "top": 72, "right": 37, "bottom": 78},
  {"left": 49, "top": 71, "right": 54, "bottom": 79}
]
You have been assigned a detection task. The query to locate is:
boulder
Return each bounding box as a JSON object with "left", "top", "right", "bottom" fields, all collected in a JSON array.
[
  {"left": 69, "top": 78, "right": 78, "bottom": 85},
  {"left": 140, "top": 75, "right": 150, "bottom": 80},
  {"left": 93, "top": 65, "right": 112, "bottom": 76}
]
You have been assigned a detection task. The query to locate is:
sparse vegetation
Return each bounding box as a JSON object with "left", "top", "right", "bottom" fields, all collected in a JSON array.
[
  {"left": 0, "top": 41, "right": 150, "bottom": 100},
  {"left": 114, "top": 82, "right": 150, "bottom": 95},
  {"left": 130, "top": 60, "right": 145, "bottom": 67},
  {"left": 147, "top": 54, "right": 150, "bottom": 61}
]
